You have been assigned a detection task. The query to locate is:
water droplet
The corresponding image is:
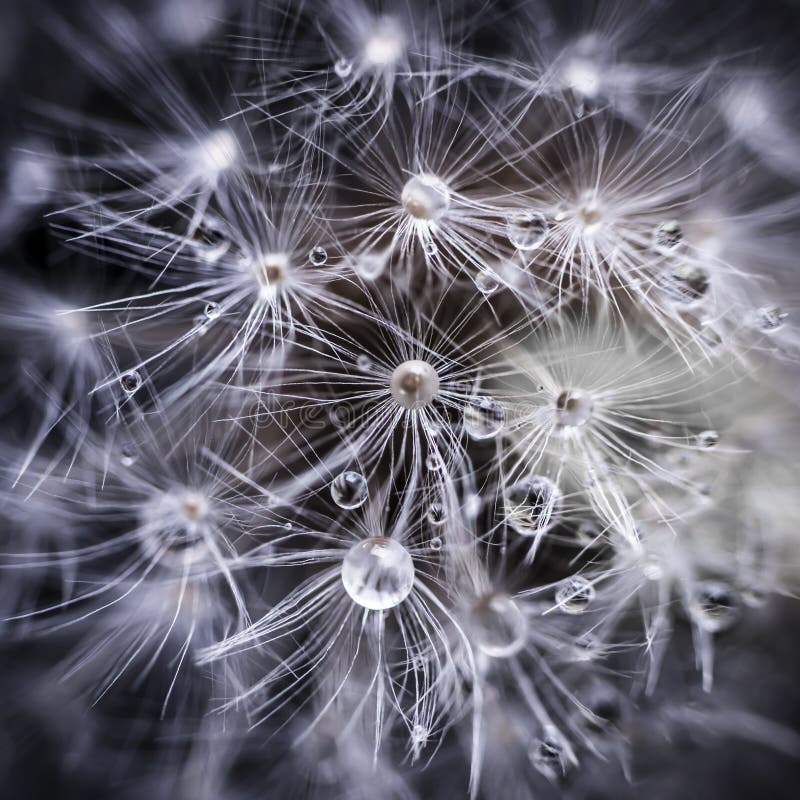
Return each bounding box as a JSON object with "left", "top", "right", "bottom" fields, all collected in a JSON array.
[
  {"left": 120, "top": 441, "right": 137, "bottom": 467},
  {"left": 423, "top": 241, "right": 438, "bottom": 256},
  {"left": 309, "top": 246, "right": 328, "bottom": 266},
  {"left": 427, "top": 501, "right": 446, "bottom": 527},
  {"left": 191, "top": 216, "right": 231, "bottom": 263},
  {"left": 653, "top": 220, "right": 684, "bottom": 252},
  {"left": 463, "top": 396, "right": 505, "bottom": 440},
  {"left": 470, "top": 593, "right": 527, "bottom": 658},
  {"left": 643, "top": 555, "right": 663, "bottom": 581},
  {"left": 334, "top": 57, "right": 353, "bottom": 78},
  {"left": 331, "top": 471, "right": 368, "bottom": 510},
  {"left": 659, "top": 263, "right": 710, "bottom": 306},
  {"left": 758, "top": 305, "right": 787, "bottom": 332},
  {"left": 530, "top": 733, "right": 567, "bottom": 778},
  {"left": 120, "top": 370, "right": 142, "bottom": 394},
  {"left": 465, "top": 493, "right": 482, "bottom": 519},
  {"left": 356, "top": 354, "right": 372, "bottom": 371},
  {"left": 506, "top": 210, "right": 548, "bottom": 251},
  {"left": 475, "top": 268, "right": 501, "bottom": 296},
  {"left": 695, "top": 429, "right": 719, "bottom": 448},
  {"left": 402, "top": 174, "right": 450, "bottom": 222},
  {"left": 430, "top": 535, "right": 443, "bottom": 551},
  {"left": 204, "top": 300, "right": 221, "bottom": 319},
  {"left": 555, "top": 576, "right": 595, "bottom": 614},
  {"left": 390, "top": 360, "right": 440, "bottom": 409},
  {"left": 505, "top": 476, "right": 562, "bottom": 536},
  {"left": 555, "top": 389, "right": 594, "bottom": 429},
  {"left": 425, "top": 453, "right": 442, "bottom": 471},
  {"left": 691, "top": 580, "right": 741, "bottom": 633},
  {"left": 341, "top": 537, "right": 414, "bottom": 610},
  {"left": 355, "top": 252, "right": 386, "bottom": 280}
]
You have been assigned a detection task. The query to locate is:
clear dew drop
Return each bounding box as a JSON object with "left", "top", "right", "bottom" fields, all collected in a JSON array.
[
  {"left": 554, "top": 389, "right": 594, "bottom": 429},
  {"left": 505, "top": 475, "right": 563, "bottom": 537},
  {"left": 429, "top": 535, "right": 443, "bottom": 551},
  {"left": 758, "top": 305, "right": 787, "bottom": 333},
  {"left": 356, "top": 354, "right": 372, "bottom": 371},
  {"left": 334, "top": 57, "right": 353, "bottom": 78},
  {"left": 120, "top": 370, "right": 142, "bottom": 394},
  {"left": 120, "top": 441, "right": 138, "bottom": 467},
  {"left": 425, "top": 453, "right": 443, "bottom": 471},
  {"left": 341, "top": 537, "right": 414, "bottom": 611},
  {"left": 330, "top": 471, "right": 368, "bottom": 510},
  {"left": 475, "top": 268, "right": 501, "bottom": 296},
  {"left": 401, "top": 174, "right": 450, "bottom": 222},
  {"left": 463, "top": 396, "right": 505, "bottom": 440},
  {"left": 506, "top": 210, "right": 548, "bottom": 251},
  {"left": 355, "top": 252, "right": 386, "bottom": 280},
  {"left": 426, "top": 501, "right": 447, "bottom": 527},
  {"left": 390, "top": 360, "right": 440, "bottom": 409},
  {"left": 470, "top": 593, "right": 527, "bottom": 658},
  {"left": 691, "top": 580, "right": 741, "bottom": 633},
  {"left": 555, "top": 576, "right": 595, "bottom": 614},
  {"left": 423, "top": 241, "right": 438, "bottom": 256},
  {"left": 695, "top": 429, "right": 720, "bottom": 448},
  {"left": 309, "top": 246, "right": 328, "bottom": 266},
  {"left": 659, "top": 263, "right": 710, "bottom": 306},
  {"left": 530, "top": 733, "right": 568, "bottom": 779},
  {"left": 653, "top": 220, "right": 684, "bottom": 252},
  {"left": 204, "top": 300, "right": 221, "bottom": 319}
]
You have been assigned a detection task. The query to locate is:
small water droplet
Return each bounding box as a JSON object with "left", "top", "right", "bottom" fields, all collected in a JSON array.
[
  {"left": 463, "top": 396, "right": 505, "bottom": 440},
  {"left": 653, "top": 220, "right": 684, "bottom": 252},
  {"left": 120, "top": 370, "right": 142, "bottom": 394},
  {"left": 530, "top": 733, "right": 567, "bottom": 778},
  {"left": 423, "top": 241, "right": 438, "bottom": 256},
  {"left": 309, "top": 246, "right": 328, "bottom": 266},
  {"left": 470, "top": 593, "right": 527, "bottom": 658},
  {"left": 204, "top": 300, "right": 221, "bottom": 319},
  {"left": 475, "top": 268, "right": 501, "bottom": 296},
  {"left": 120, "top": 441, "right": 137, "bottom": 467},
  {"left": 695, "top": 429, "right": 719, "bottom": 448},
  {"left": 427, "top": 501, "right": 447, "bottom": 527},
  {"left": 356, "top": 354, "right": 372, "bottom": 371},
  {"left": 758, "top": 305, "right": 787, "bottom": 333},
  {"left": 505, "top": 476, "right": 562, "bottom": 536},
  {"left": 555, "top": 576, "right": 595, "bottom": 614},
  {"left": 426, "top": 453, "right": 442, "bottom": 471},
  {"left": 659, "top": 263, "right": 710, "bottom": 306},
  {"left": 334, "top": 57, "right": 353, "bottom": 78},
  {"left": 506, "top": 211, "right": 548, "bottom": 251},
  {"left": 330, "top": 471, "right": 368, "bottom": 509},
  {"left": 430, "top": 535, "right": 443, "bottom": 551},
  {"left": 691, "top": 580, "right": 741, "bottom": 633}
]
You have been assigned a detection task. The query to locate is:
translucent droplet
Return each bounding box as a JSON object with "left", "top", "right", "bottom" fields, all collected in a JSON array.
[
  {"left": 423, "top": 241, "right": 438, "bottom": 256},
  {"left": 356, "top": 354, "right": 372, "bottom": 371},
  {"left": 191, "top": 216, "right": 231, "bottom": 263},
  {"left": 555, "top": 576, "right": 595, "bottom": 614},
  {"left": 427, "top": 501, "right": 446, "bottom": 527},
  {"left": 334, "top": 57, "right": 353, "bottom": 78},
  {"left": 120, "top": 441, "right": 137, "bottom": 467},
  {"left": 355, "top": 252, "right": 386, "bottom": 280},
  {"left": 390, "top": 360, "right": 440, "bottom": 409},
  {"left": 429, "top": 535, "right": 443, "bottom": 551},
  {"left": 642, "top": 555, "right": 664, "bottom": 582},
  {"left": 695, "top": 429, "right": 719, "bottom": 448},
  {"left": 505, "top": 476, "right": 562, "bottom": 536},
  {"left": 465, "top": 493, "right": 482, "bottom": 519},
  {"left": 691, "top": 580, "right": 741, "bottom": 633},
  {"left": 660, "top": 264, "right": 710, "bottom": 306},
  {"left": 653, "top": 220, "right": 684, "bottom": 252},
  {"left": 555, "top": 389, "right": 594, "bottom": 428},
  {"left": 341, "top": 537, "right": 414, "bottom": 610},
  {"left": 309, "top": 246, "right": 328, "bottom": 266},
  {"left": 425, "top": 453, "right": 442, "bottom": 471},
  {"left": 470, "top": 593, "right": 527, "bottom": 658},
  {"left": 463, "top": 396, "right": 505, "bottom": 440},
  {"left": 506, "top": 211, "right": 548, "bottom": 251},
  {"left": 475, "top": 268, "right": 500, "bottom": 296},
  {"left": 120, "top": 370, "right": 142, "bottom": 394},
  {"left": 204, "top": 300, "right": 221, "bottom": 319},
  {"left": 758, "top": 305, "right": 787, "bottom": 333},
  {"left": 331, "top": 471, "right": 368, "bottom": 510},
  {"left": 530, "top": 733, "right": 567, "bottom": 778},
  {"left": 402, "top": 174, "right": 450, "bottom": 222}
]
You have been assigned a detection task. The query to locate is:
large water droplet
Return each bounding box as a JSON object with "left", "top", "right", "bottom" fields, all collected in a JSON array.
[
  {"left": 309, "top": 246, "right": 328, "bottom": 266},
  {"left": 470, "top": 593, "right": 527, "bottom": 658},
  {"left": 120, "top": 370, "right": 142, "bottom": 394},
  {"left": 659, "top": 263, "right": 710, "bottom": 306},
  {"left": 341, "top": 537, "right": 414, "bottom": 610},
  {"left": 475, "top": 268, "right": 501, "bottom": 296},
  {"left": 331, "top": 471, "right": 368, "bottom": 509},
  {"left": 463, "top": 396, "right": 505, "bottom": 440},
  {"left": 505, "top": 476, "right": 562, "bottom": 536},
  {"left": 506, "top": 211, "right": 548, "bottom": 251}
]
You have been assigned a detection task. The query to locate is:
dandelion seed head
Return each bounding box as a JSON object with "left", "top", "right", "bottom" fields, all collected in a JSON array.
[
  {"left": 253, "top": 252, "right": 290, "bottom": 296},
  {"left": 390, "top": 359, "right": 440, "bottom": 409},
  {"left": 341, "top": 537, "right": 414, "bottom": 611},
  {"left": 401, "top": 173, "right": 450, "bottom": 222}
]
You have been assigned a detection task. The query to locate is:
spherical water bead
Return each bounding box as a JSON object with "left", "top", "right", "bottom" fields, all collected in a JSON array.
[
  {"left": 470, "top": 593, "right": 527, "bottom": 658},
  {"left": 425, "top": 453, "right": 443, "bottom": 471},
  {"left": 475, "top": 268, "right": 501, "bottom": 296},
  {"left": 334, "top": 57, "right": 353, "bottom": 78},
  {"left": 695, "top": 429, "right": 720, "bottom": 449},
  {"left": 355, "top": 252, "right": 386, "bottom": 280},
  {"left": 506, "top": 210, "right": 548, "bottom": 251},
  {"left": 653, "top": 220, "right": 684, "bottom": 252},
  {"left": 660, "top": 264, "right": 710, "bottom": 306},
  {"left": 427, "top": 502, "right": 447, "bottom": 527},
  {"left": 120, "top": 370, "right": 142, "bottom": 394},
  {"left": 341, "top": 537, "right": 414, "bottom": 610},
  {"left": 330, "top": 471, "right": 368, "bottom": 510},
  {"left": 463, "top": 396, "right": 505, "bottom": 441},
  {"left": 530, "top": 734, "right": 567, "bottom": 779},
  {"left": 554, "top": 389, "right": 594, "bottom": 429},
  {"left": 505, "top": 476, "right": 563, "bottom": 536},
  {"left": 390, "top": 360, "right": 440, "bottom": 409},
  {"left": 429, "top": 535, "right": 443, "bottom": 551},
  {"left": 120, "top": 441, "right": 138, "bottom": 467},
  {"left": 691, "top": 581, "right": 741, "bottom": 633},
  {"left": 758, "top": 305, "right": 787, "bottom": 333},
  {"left": 204, "top": 301, "right": 221, "bottom": 320},
  {"left": 401, "top": 174, "right": 450, "bottom": 222},
  {"left": 555, "top": 576, "right": 595, "bottom": 614},
  {"left": 423, "top": 241, "right": 438, "bottom": 256},
  {"left": 356, "top": 354, "right": 372, "bottom": 371},
  {"left": 309, "top": 246, "right": 328, "bottom": 266}
]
